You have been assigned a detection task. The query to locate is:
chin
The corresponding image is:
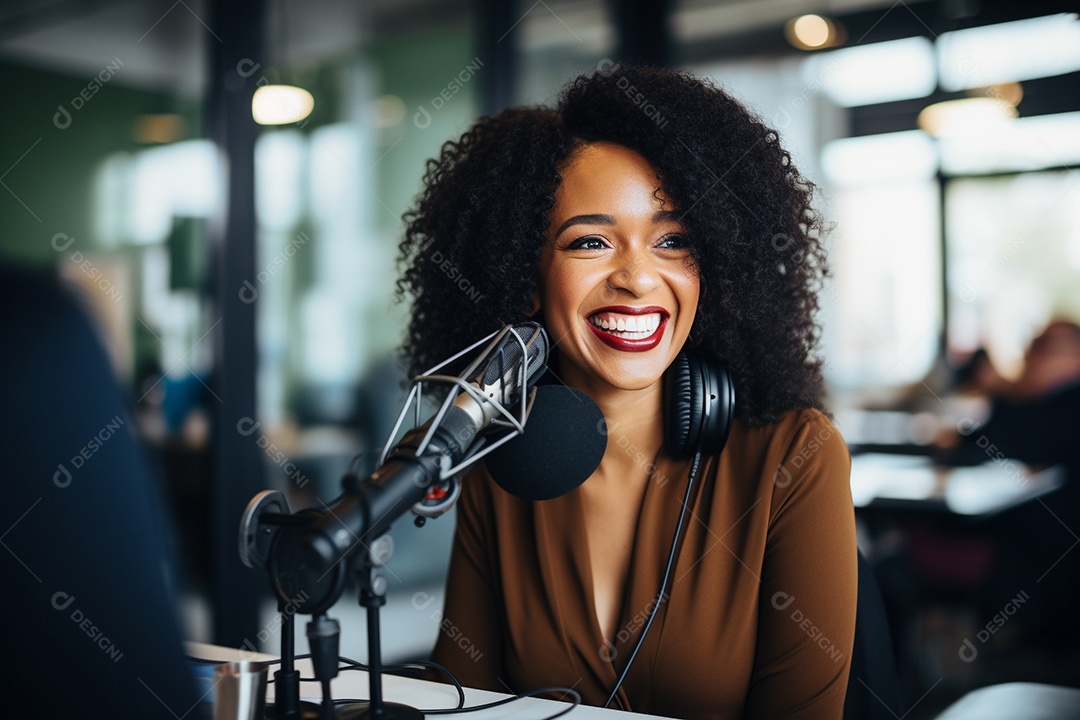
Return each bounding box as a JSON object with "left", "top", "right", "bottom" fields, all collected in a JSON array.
[{"left": 579, "top": 349, "right": 678, "bottom": 394}]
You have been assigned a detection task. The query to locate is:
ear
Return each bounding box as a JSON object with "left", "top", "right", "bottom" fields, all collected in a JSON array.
[{"left": 524, "top": 292, "right": 541, "bottom": 318}]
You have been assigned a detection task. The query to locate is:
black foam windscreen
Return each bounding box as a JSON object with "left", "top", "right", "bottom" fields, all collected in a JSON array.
[{"left": 484, "top": 384, "right": 606, "bottom": 501}]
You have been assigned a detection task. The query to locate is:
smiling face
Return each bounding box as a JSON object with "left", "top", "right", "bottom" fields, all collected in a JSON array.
[{"left": 538, "top": 142, "right": 700, "bottom": 396}]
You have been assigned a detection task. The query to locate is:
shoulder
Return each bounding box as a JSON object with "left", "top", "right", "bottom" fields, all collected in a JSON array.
[
  {"left": 773, "top": 407, "right": 849, "bottom": 470},
  {"left": 721, "top": 406, "right": 848, "bottom": 474},
  {"left": 710, "top": 406, "right": 851, "bottom": 518},
  {"left": 768, "top": 409, "right": 852, "bottom": 520},
  {"left": 759, "top": 406, "right": 843, "bottom": 441}
]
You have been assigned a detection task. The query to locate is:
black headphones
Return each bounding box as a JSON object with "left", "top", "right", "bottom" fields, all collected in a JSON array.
[{"left": 663, "top": 347, "right": 735, "bottom": 458}]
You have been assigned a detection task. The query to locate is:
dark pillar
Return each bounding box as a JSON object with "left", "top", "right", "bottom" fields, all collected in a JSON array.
[
  {"left": 612, "top": 0, "right": 674, "bottom": 66},
  {"left": 937, "top": 169, "right": 950, "bottom": 362},
  {"left": 206, "top": 0, "right": 264, "bottom": 648},
  {"left": 475, "top": 0, "right": 519, "bottom": 115}
]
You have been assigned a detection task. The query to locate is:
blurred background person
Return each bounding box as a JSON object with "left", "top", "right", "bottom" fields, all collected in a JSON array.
[{"left": 935, "top": 320, "right": 1080, "bottom": 657}]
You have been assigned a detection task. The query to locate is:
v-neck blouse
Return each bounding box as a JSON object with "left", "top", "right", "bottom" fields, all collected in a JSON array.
[{"left": 431, "top": 407, "right": 857, "bottom": 719}]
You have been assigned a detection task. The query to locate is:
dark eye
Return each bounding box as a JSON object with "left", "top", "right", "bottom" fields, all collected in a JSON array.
[
  {"left": 566, "top": 235, "right": 608, "bottom": 250},
  {"left": 657, "top": 234, "right": 689, "bottom": 250}
]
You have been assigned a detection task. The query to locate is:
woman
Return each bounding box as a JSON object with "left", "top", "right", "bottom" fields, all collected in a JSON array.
[{"left": 398, "top": 66, "right": 857, "bottom": 718}]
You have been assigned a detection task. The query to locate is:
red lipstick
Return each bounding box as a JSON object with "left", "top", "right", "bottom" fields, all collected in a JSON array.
[{"left": 586, "top": 305, "right": 669, "bottom": 352}]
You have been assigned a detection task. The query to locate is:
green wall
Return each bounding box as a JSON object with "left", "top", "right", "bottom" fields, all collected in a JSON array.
[
  {"left": 366, "top": 27, "right": 479, "bottom": 236},
  {"left": 0, "top": 61, "right": 197, "bottom": 267}
]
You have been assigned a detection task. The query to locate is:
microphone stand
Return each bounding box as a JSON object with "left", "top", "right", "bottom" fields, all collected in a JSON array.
[
  {"left": 258, "top": 519, "right": 423, "bottom": 719},
  {"left": 272, "top": 609, "right": 302, "bottom": 718},
  {"left": 335, "top": 534, "right": 422, "bottom": 720},
  {"left": 265, "top": 554, "right": 350, "bottom": 719}
]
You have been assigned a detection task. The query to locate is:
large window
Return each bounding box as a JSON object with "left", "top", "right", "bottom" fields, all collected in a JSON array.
[
  {"left": 946, "top": 171, "right": 1080, "bottom": 377},
  {"left": 815, "top": 15, "right": 1080, "bottom": 399}
]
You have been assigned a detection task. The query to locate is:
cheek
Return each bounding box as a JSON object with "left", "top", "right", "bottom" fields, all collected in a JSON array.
[
  {"left": 540, "top": 263, "right": 593, "bottom": 319},
  {"left": 672, "top": 268, "right": 701, "bottom": 315}
]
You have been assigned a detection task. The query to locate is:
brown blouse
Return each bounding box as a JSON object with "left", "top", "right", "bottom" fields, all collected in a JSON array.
[{"left": 431, "top": 407, "right": 857, "bottom": 719}]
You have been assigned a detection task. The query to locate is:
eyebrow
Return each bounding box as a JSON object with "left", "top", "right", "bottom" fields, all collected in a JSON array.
[
  {"left": 554, "top": 210, "right": 681, "bottom": 238},
  {"left": 554, "top": 214, "right": 614, "bottom": 238}
]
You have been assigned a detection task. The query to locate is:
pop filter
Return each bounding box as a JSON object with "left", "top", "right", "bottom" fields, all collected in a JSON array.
[{"left": 484, "top": 384, "right": 606, "bottom": 501}]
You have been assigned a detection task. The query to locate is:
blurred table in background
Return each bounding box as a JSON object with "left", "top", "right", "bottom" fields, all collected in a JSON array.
[{"left": 850, "top": 453, "right": 1065, "bottom": 518}]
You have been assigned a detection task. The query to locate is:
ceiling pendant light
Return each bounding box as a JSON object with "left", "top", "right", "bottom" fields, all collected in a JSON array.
[
  {"left": 785, "top": 14, "right": 844, "bottom": 50},
  {"left": 252, "top": 84, "right": 314, "bottom": 126},
  {"left": 918, "top": 84, "right": 1022, "bottom": 138}
]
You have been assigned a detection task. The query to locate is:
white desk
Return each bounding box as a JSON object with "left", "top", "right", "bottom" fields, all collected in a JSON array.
[
  {"left": 934, "top": 682, "right": 1080, "bottom": 720},
  {"left": 188, "top": 642, "right": 670, "bottom": 720},
  {"left": 849, "top": 453, "right": 1065, "bottom": 517}
]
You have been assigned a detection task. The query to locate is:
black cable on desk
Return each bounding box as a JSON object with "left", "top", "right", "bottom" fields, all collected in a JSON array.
[
  {"left": 331, "top": 686, "right": 582, "bottom": 719},
  {"left": 189, "top": 654, "right": 579, "bottom": 718},
  {"left": 336, "top": 655, "right": 466, "bottom": 710},
  {"left": 188, "top": 653, "right": 467, "bottom": 711}
]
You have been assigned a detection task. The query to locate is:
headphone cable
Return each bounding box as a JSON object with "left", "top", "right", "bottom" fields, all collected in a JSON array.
[{"left": 603, "top": 450, "right": 703, "bottom": 709}]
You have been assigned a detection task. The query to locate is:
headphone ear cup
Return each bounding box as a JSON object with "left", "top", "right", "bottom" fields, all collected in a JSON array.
[
  {"left": 663, "top": 352, "right": 697, "bottom": 457},
  {"left": 699, "top": 356, "right": 734, "bottom": 456},
  {"left": 664, "top": 349, "right": 735, "bottom": 458}
]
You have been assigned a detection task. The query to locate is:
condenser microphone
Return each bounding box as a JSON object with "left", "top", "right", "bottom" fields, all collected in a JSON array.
[
  {"left": 301, "top": 322, "right": 549, "bottom": 571},
  {"left": 485, "top": 384, "right": 606, "bottom": 501},
  {"left": 450, "top": 321, "right": 549, "bottom": 433}
]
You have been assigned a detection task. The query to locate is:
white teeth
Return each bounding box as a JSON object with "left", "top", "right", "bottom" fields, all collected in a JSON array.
[{"left": 588, "top": 312, "right": 663, "bottom": 339}]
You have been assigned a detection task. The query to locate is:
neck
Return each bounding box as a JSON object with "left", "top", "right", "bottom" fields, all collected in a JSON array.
[{"left": 564, "top": 373, "right": 666, "bottom": 489}]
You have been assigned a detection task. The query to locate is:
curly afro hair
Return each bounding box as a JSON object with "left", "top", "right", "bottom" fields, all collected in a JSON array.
[{"left": 397, "top": 65, "right": 829, "bottom": 427}]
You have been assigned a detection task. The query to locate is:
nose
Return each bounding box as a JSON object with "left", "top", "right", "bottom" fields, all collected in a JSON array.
[{"left": 606, "top": 246, "right": 660, "bottom": 297}]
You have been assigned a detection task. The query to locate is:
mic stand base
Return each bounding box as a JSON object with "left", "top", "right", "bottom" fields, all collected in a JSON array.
[
  {"left": 263, "top": 701, "right": 331, "bottom": 720},
  {"left": 331, "top": 702, "right": 423, "bottom": 720},
  {"left": 264, "top": 702, "right": 416, "bottom": 720}
]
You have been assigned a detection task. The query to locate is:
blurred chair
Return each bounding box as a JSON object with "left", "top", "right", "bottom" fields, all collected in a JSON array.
[{"left": 845, "top": 551, "right": 904, "bottom": 720}]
